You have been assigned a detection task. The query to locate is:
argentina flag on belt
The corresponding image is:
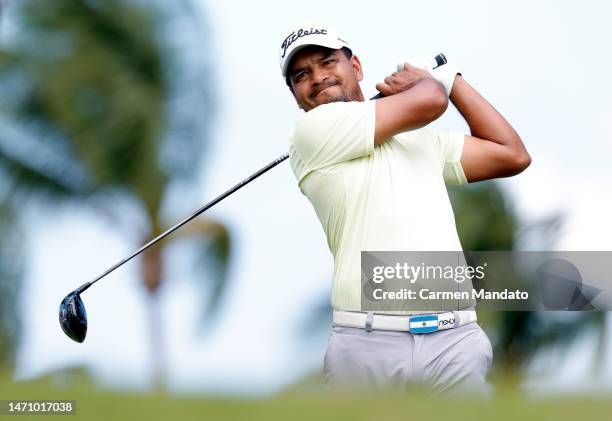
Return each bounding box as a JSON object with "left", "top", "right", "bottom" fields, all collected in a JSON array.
[{"left": 409, "top": 315, "right": 439, "bottom": 334}]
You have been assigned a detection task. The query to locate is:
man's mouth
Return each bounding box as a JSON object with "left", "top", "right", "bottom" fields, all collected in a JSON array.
[{"left": 311, "top": 82, "right": 339, "bottom": 100}]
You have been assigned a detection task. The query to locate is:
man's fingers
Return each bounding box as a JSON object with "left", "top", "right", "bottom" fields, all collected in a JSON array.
[
  {"left": 384, "top": 75, "right": 398, "bottom": 86},
  {"left": 375, "top": 82, "right": 393, "bottom": 96}
]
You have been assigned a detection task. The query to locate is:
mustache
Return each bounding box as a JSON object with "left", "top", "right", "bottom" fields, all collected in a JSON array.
[{"left": 310, "top": 81, "right": 340, "bottom": 100}]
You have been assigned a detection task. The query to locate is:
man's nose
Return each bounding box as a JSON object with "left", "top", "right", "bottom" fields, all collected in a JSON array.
[{"left": 311, "top": 66, "right": 329, "bottom": 86}]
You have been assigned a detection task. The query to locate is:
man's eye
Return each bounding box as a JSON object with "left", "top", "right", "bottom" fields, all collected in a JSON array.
[
  {"left": 295, "top": 72, "right": 307, "bottom": 82},
  {"left": 322, "top": 58, "right": 336, "bottom": 66}
]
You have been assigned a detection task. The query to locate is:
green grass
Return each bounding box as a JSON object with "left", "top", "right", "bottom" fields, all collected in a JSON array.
[{"left": 1, "top": 373, "right": 610, "bottom": 421}]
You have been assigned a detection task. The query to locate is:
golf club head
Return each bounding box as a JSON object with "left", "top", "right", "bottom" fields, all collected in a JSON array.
[{"left": 59, "top": 289, "right": 88, "bottom": 343}]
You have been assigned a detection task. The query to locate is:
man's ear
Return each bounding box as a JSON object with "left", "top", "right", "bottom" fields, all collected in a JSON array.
[{"left": 350, "top": 55, "right": 364, "bottom": 82}]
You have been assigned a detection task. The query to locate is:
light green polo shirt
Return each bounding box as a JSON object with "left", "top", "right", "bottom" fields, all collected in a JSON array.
[{"left": 289, "top": 100, "right": 472, "bottom": 313}]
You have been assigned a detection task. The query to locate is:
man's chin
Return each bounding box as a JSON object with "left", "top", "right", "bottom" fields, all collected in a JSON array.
[
  {"left": 302, "top": 92, "right": 351, "bottom": 111},
  {"left": 315, "top": 94, "right": 350, "bottom": 107}
]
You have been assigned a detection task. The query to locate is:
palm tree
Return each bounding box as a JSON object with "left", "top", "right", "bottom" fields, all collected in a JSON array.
[{"left": 0, "top": 0, "right": 229, "bottom": 388}]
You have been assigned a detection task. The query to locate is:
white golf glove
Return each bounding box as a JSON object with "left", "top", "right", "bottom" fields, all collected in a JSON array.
[{"left": 397, "top": 53, "right": 460, "bottom": 97}]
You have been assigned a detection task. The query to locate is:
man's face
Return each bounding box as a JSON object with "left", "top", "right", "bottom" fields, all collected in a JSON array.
[{"left": 288, "top": 46, "right": 364, "bottom": 111}]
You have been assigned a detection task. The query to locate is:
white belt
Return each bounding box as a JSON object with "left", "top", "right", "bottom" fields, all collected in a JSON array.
[{"left": 333, "top": 310, "right": 477, "bottom": 334}]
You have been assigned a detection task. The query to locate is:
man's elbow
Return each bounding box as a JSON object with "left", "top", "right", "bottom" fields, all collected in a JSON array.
[
  {"left": 509, "top": 143, "right": 531, "bottom": 175},
  {"left": 517, "top": 151, "right": 532, "bottom": 171},
  {"left": 424, "top": 79, "right": 449, "bottom": 120}
]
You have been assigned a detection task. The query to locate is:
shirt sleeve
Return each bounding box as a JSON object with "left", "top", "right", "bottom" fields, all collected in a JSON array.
[
  {"left": 432, "top": 131, "right": 468, "bottom": 185},
  {"left": 290, "top": 101, "right": 375, "bottom": 173}
]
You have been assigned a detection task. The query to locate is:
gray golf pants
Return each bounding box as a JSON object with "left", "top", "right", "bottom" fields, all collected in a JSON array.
[{"left": 323, "top": 322, "right": 493, "bottom": 394}]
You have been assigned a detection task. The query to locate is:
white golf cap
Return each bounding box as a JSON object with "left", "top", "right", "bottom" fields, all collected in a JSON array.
[{"left": 279, "top": 22, "right": 350, "bottom": 78}]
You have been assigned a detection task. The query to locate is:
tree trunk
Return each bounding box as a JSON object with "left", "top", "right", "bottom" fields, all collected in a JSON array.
[
  {"left": 141, "top": 238, "right": 166, "bottom": 392},
  {"left": 146, "top": 290, "right": 166, "bottom": 392}
]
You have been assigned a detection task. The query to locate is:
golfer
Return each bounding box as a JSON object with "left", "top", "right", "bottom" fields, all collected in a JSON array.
[{"left": 280, "top": 23, "right": 530, "bottom": 393}]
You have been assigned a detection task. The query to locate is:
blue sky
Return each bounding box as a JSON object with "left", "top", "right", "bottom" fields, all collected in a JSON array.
[{"left": 12, "top": 0, "right": 612, "bottom": 394}]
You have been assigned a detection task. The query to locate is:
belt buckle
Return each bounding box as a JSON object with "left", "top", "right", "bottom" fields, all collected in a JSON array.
[{"left": 409, "top": 314, "right": 439, "bottom": 334}]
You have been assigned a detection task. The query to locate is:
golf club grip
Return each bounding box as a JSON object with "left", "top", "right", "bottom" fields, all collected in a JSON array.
[
  {"left": 87, "top": 153, "right": 290, "bottom": 287},
  {"left": 371, "top": 53, "right": 447, "bottom": 100}
]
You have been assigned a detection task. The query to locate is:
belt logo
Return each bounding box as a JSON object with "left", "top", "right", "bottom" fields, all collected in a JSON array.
[{"left": 438, "top": 318, "right": 455, "bottom": 327}]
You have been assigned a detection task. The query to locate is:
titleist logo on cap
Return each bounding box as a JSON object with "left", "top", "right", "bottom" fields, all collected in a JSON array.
[{"left": 281, "top": 27, "right": 328, "bottom": 58}]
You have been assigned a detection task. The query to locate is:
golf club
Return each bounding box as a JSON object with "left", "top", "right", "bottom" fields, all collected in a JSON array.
[
  {"left": 59, "top": 153, "right": 289, "bottom": 342},
  {"left": 59, "top": 53, "right": 448, "bottom": 343}
]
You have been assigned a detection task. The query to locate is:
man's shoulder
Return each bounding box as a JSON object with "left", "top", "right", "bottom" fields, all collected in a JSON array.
[
  {"left": 291, "top": 100, "right": 373, "bottom": 147},
  {"left": 295, "top": 100, "right": 372, "bottom": 127}
]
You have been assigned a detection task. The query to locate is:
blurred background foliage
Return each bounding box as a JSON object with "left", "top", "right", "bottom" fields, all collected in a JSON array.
[
  {"left": 448, "top": 182, "right": 607, "bottom": 382},
  {"left": 0, "top": 0, "right": 230, "bottom": 388},
  {"left": 0, "top": 198, "right": 22, "bottom": 371}
]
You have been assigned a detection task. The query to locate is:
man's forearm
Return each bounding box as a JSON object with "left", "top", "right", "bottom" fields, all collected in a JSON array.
[
  {"left": 374, "top": 77, "right": 448, "bottom": 145},
  {"left": 450, "top": 76, "right": 524, "bottom": 152}
]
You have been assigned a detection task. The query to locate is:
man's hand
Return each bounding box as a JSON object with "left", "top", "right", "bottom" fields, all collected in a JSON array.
[
  {"left": 375, "top": 63, "right": 433, "bottom": 97},
  {"left": 396, "top": 54, "right": 460, "bottom": 97}
]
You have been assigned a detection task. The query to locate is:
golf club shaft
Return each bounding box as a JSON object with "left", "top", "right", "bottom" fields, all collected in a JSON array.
[
  {"left": 77, "top": 153, "right": 290, "bottom": 293},
  {"left": 76, "top": 53, "right": 449, "bottom": 293}
]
